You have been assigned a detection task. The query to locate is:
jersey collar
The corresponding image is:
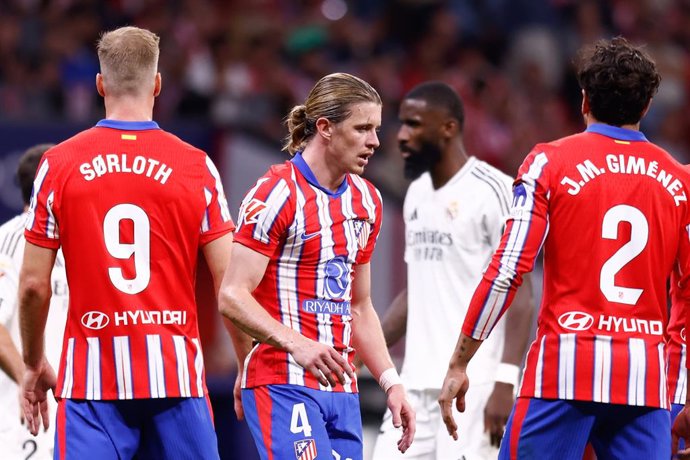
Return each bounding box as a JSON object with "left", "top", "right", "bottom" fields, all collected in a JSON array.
[
  {"left": 585, "top": 123, "right": 648, "bottom": 142},
  {"left": 96, "top": 119, "right": 160, "bottom": 130},
  {"left": 291, "top": 152, "right": 349, "bottom": 197}
]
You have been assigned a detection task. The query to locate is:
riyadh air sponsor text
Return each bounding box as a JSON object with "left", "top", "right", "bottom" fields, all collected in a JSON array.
[{"left": 558, "top": 311, "right": 663, "bottom": 335}]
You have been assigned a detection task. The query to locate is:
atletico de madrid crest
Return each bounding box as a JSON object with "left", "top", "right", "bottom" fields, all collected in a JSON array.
[
  {"left": 351, "top": 219, "right": 371, "bottom": 250},
  {"left": 294, "top": 438, "right": 317, "bottom": 460}
]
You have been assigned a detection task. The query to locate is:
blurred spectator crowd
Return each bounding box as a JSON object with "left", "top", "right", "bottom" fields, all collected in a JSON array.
[{"left": 1, "top": 0, "right": 690, "bottom": 199}]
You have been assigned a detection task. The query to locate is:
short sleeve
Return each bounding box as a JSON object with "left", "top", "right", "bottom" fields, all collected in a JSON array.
[
  {"left": 24, "top": 156, "right": 61, "bottom": 249},
  {"left": 352, "top": 178, "right": 383, "bottom": 265},
  {"left": 233, "top": 172, "right": 295, "bottom": 257},
  {"left": 483, "top": 175, "right": 513, "bottom": 249},
  {"left": 200, "top": 155, "right": 235, "bottom": 245}
]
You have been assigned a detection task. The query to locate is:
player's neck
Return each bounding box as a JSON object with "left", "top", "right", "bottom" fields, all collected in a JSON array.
[
  {"left": 585, "top": 114, "right": 641, "bottom": 131},
  {"left": 301, "top": 147, "right": 345, "bottom": 193},
  {"left": 103, "top": 97, "right": 155, "bottom": 122},
  {"left": 430, "top": 143, "right": 468, "bottom": 190}
]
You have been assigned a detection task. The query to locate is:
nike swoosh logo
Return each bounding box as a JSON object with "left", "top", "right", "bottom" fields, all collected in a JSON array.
[{"left": 301, "top": 232, "right": 319, "bottom": 241}]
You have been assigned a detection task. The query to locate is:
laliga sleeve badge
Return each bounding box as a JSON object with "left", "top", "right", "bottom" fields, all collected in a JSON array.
[{"left": 294, "top": 438, "right": 317, "bottom": 460}]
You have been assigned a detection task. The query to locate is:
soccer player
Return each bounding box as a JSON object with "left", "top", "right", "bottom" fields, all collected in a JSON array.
[
  {"left": 0, "top": 144, "right": 68, "bottom": 460},
  {"left": 219, "top": 72, "right": 416, "bottom": 460},
  {"left": 372, "top": 82, "right": 535, "bottom": 460},
  {"left": 19, "top": 27, "right": 235, "bottom": 459},
  {"left": 438, "top": 37, "right": 690, "bottom": 460}
]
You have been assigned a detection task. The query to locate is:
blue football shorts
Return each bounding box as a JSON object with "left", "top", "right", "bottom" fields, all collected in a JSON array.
[
  {"left": 242, "top": 384, "right": 363, "bottom": 460},
  {"left": 499, "top": 397, "right": 670, "bottom": 460},
  {"left": 54, "top": 397, "right": 219, "bottom": 459}
]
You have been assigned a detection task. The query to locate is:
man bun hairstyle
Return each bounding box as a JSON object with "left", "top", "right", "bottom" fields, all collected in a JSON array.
[{"left": 282, "top": 72, "right": 381, "bottom": 155}]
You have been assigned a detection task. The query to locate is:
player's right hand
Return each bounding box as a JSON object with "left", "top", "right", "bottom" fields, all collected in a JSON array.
[
  {"left": 437, "top": 366, "right": 470, "bottom": 441},
  {"left": 290, "top": 337, "right": 354, "bottom": 387},
  {"left": 673, "top": 405, "right": 690, "bottom": 458},
  {"left": 386, "top": 384, "right": 416, "bottom": 453},
  {"left": 21, "top": 356, "right": 56, "bottom": 436}
]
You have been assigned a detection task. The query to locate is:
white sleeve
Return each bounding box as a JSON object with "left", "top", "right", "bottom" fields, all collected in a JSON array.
[{"left": 0, "top": 255, "right": 19, "bottom": 326}]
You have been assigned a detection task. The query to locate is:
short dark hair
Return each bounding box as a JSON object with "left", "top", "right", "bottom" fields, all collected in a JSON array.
[
  {"left": 576, "top": 37, "right": 660, "bottom": 126},
  {"left": 17, "top": 144, "right": 53, "bottom": 205},
  {"left": 403, "top": 81, "right": 465, "bottom": 130}
]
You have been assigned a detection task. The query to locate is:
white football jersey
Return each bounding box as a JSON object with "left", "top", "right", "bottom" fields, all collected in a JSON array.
[
  {"left": 0, "top": 213, "right": 68, "bottom": 459},
  {"left": 400, "top": 157, "right": 512, "bottom": 390}
]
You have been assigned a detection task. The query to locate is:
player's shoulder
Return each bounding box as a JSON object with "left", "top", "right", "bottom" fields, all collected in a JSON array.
[
  {"left": 348, "top": 173, "right": 382, "bottom": 203},
  {"left": 468, "top": 158, "right": 513, "bottom": 188}
]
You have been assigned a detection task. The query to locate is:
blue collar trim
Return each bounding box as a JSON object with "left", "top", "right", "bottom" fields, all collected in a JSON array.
[
  {"left": 96, "top": 119, "right": 160, "bottom": 130},
  {"left": 291, "top": 153, "right": 349, "bottom": 197},
  {"left": 585, "top": 123, "right": 647, "bottom": 142}
]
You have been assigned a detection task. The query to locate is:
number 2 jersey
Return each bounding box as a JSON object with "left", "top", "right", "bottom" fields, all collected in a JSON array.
[
  {"left": 234, "top": 153, "right": 382, "bottom": 393},
  {"left": 25, "top": 119, "right": 235, "bottom": 401},
  {"left": 463, "top": 123, "right": 690, "bottom": 409}
]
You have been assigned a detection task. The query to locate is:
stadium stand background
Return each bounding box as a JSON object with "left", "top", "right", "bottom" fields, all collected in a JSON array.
[{"left": 0, "top": 1, "right": 689, "bottom": 458}]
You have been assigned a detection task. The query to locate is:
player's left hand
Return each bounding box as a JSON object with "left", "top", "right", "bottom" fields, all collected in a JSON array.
[
  {"left": 673, "top": 405, "right": 690, "bottom": 458},
  {"left": 484, "top": 382, "right": 514, "bottom": 447},
  {"left": 385, "top": 384, "right": 415, "bottom": 453},
  {"left": 438, "top": 366, "right": 470, "bottom": 441},
  {"left": 21, "top": 356, "right": 56, "bottom": 436},
  {"left": 233, "top": 371, "right": 244, "bottom": 421}
]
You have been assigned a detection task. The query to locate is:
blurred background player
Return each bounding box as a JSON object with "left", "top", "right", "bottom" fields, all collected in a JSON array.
[
  {"left": 0, "top": 143, "right": 68, "bottom": 460},
  {"left": 373, "top": 82, "right": 535, "bottom": 459},
  {"left": 19, "top": 26, "right": 235, "bottom": 459},
  {"left": 220, "top": 72, "right": 415, "bottom": 460},
  {"left": 439, "top": 37, "right": 690, "bottom": 460}
]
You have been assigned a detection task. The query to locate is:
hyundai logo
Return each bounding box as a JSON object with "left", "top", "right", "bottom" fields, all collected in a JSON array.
[
  {"left": 558, "top": 311, "right": 594, "bottom": 331},
  {"left": 81, "top": 311, "right": 109, "bottom": 330}
]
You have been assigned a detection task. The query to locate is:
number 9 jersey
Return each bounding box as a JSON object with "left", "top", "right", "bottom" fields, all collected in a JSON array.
[
  {"left": 463, "top": 123, "right": 690, "bottom": 409},
  {"left": 24, "top": 119, "right": 235, "bottom": 401}
]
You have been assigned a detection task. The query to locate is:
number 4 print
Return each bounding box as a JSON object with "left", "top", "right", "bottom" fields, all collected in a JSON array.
[{"left": 290, "top": 403, "right": 313, "bottom": 437}]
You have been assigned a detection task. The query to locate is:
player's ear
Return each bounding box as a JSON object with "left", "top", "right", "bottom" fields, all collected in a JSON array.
[
  {"left": 315, "top": 117, "right": 332, "bottom": 140},
  {"left": 581, "top": 89, "right": 589, "bottom": 116},
  {"left": 96, "top": 74, "right": 105, "bottom": 97},
  {"left": 442, "top": 118, "right": 459, "bottom": 138},
  {"left": 154, "top": 73, "right": 162, "bottom": 97}
]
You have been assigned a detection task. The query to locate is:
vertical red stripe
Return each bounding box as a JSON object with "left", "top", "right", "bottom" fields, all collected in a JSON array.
[
  {"left": 509, "top": 397, "right": 530, "bottom": 459},
  {"left": 57, "top": 399, "right": 67, "bottom": 460},
  {"left": 255, "top": 386, "right": 274, "bottom": 460}
]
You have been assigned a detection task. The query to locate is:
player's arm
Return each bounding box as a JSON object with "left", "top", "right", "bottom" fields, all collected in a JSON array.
[
  {"left": 18, "top": 241, "right": 57, "bottom": 436},
  {"left": 218, "top": 242, "right": 354, "bottom": 388},
  {"left": 484, "top": 274, "right": 535, "bottom": 446},
  {"left": 440, "top": 152, "right": 550, "bottom": 440},
  {"left": 672, "top": 216, "right": 690, "bottom": 457},
  {"left": 0, "top": 262, "right": 24, "bottom": 385},
  {"left": 350, "top": 263, "right": 415, "bottom": 453},
  {"left": 380, "top": 287, "right": 407, "bottom": 347}
]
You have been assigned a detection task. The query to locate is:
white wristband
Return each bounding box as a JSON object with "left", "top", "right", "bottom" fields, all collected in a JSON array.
[
  {"left": 494, "top": 363, "right": 520, "bottom": 387},
  {"left": 378, "top": 367, "right": 403, "bottom": 393}
]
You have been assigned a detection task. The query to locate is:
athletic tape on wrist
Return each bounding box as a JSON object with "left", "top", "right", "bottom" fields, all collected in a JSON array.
[
  {"left": 494, "top": 363, "right": 520, "bottom": 387},
  {"left": 378, "top": 367, "right": 402, "bottom": 393}
]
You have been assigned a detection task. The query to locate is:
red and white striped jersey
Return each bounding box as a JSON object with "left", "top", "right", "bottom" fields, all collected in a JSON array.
[
  {"left": 235, "top": 153, "right": 382, "bottom": 393},
  {"left": 25, "top": 119, "right": 234, "bottom": 401},
  {"left": 463, "top": 123, "right": 690, "bottom": 409},
  {"left": 668, "top": 268, "right": 687, "bottom": 405}
]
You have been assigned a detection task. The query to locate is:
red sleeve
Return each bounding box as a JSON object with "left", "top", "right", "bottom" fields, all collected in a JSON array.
[
  {"left": 352, "top": 177, "right": 383, "bottom": 265},
  {"left": 462, "top": 148, "right": 551, "bottom": 340},
  {"left": 233, "top": 171, "right": 296, "bottom": 257},
  {"left": 199, "top": 155, "right": 235, "bottom": 245},
  {"left": 24, "top": 155, "right": 61, "bottom": 249}
]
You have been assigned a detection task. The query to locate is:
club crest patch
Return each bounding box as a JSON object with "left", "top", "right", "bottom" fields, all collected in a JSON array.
[{"left": 294, "top": 438, "right": 317, "bottom": 460}]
